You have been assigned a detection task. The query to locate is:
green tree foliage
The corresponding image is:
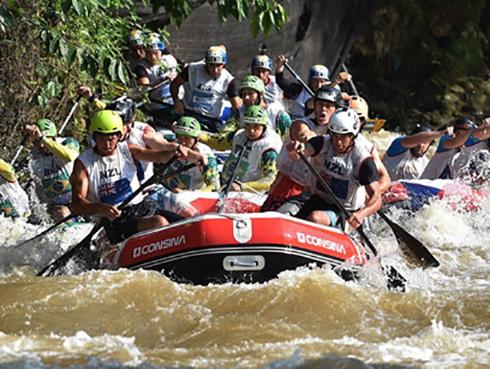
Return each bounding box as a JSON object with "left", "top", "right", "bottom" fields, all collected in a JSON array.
[
  {"left": 150, "top": 0, "right": 287, "bottom": 36},
  {"left": 0, "top": 0, "right": 287, "bottom": 160}
]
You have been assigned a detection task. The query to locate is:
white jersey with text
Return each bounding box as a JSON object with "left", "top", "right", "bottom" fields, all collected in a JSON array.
[
  {"left": 78, "top": 141, "right": 142, "bottom": 206},
  {"left": 183, "top": 61, "right": 234, "bottom": 118},
  {"left": 310, "top": 135, "right": 372, "bottom": 211},
  {"left": 141, "top": 55, "right": 178, "bottom": 108}
]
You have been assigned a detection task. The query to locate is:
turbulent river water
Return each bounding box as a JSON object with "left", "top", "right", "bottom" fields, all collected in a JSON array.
[{"left": 1, "top": 132, "right": 489, "bottom": 369}]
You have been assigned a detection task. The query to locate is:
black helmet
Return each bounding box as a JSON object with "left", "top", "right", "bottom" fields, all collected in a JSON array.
[
  {"left": 453, "top": 117, "right": 476, "bottom": 131},
  {"left": 106, "top": 96, "right": 136, "bottom": 125},
  {"left": 412, "top": 122, "right": 432, "bottom": 134},
  {"left": 314, "top": 86, "right": 341, "bottom": 106}
]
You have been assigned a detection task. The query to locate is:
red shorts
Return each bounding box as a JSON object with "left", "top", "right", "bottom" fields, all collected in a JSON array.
[{"left": 261, "top": 173, "right": 305, "bottom": 211}]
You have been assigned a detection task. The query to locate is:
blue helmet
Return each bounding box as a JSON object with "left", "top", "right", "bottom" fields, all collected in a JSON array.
[
  {"left": 145, "top": 33, "right": 166, "bottom": 51},
  {"left": 206, "top": 45, "right": 228, "bottom": 64},
  {"left": 308, "top": 64, "right": 330, "bottom": 81},
  {"left": 251, "top": 55, "right": 273, "bottom": 71}
]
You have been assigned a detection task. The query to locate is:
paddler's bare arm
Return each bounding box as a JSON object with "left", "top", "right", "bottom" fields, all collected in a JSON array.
[
  {"left": 349, "top": 181, "right": 382, "bottom": 229},
  {"left": 70, "top": 159, "right": 121, "bottom": 220},
  {"left": 129, "top": 143, "right": 207, "bottom": 165}
]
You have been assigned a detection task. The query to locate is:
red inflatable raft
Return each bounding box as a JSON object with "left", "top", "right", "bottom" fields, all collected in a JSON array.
[{"left": 115, "top": 212, "right": 367, "bottom": 284}]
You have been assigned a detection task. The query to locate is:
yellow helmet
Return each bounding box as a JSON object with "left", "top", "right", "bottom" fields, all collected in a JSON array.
[{"left": 89, "top": 110, "right": 123, "bottom": 135}]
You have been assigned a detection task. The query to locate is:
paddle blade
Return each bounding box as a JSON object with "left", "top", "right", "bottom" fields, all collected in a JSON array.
[
  {"left": 378, "top": 210, "right": 440, "bottom": 268},
  {"left": 382, "top": 264, "right": 406, "bottom": 292},
  {"left": 37, "top": 224, "right": 104, "bottom": 277}
]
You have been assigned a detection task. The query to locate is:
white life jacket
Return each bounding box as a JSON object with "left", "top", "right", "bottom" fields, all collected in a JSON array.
[
  {"left": 225, "top": 128, "right": 283, "bottom": 183},
  {"left": 383, "top": 138, "right": 428, "bottom": 181},
  {"left": 78, "top": 141, "right": 142, "bottom": 206},
  {"left": 264, "top": 75, "right": 285, "bottom": 109},
  {"left": 310, "top": 135, "right": 372, "bottom": 211},
  {"left": 165, "top": 142, "right": 217, "bottom": 190},
  {"left": 141, "top": 55, "right": 178, "bottom": 108},
  {"left": 0, "top": 177, "right": 30, "bottom": 218},
  {"left": 30, "top": 137, "right": 75, "bottom": 205},
  {"left": 183, "top": 61, "right": 234, "bottom": 119}
]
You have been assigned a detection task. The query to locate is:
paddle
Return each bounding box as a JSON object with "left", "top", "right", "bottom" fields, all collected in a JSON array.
[
  {"left": 10, "top": 136, "right": 29, "bottom": 166},
  {"left": 216, "top": 142, "right": 249, "bottom": 213},
  {"left": 377, "top": 210, "right": 439, "bottom": 268},
  {"left": 283, "top": 62, "right": 315, "bottom": 97},
  {"left": 37, "top": 157, "right": 197, "bottom": 277},
  {"left": 59, "top": 96, "right": 82, "bottom": 133},
  {"left": 298, "top": 152, "right": 406, "bottom": 291},
  {"left": 16, "top": 213, "right": 77, "bottom": 248},
  {"left": 341, "top": 63, "right": 359, "bottom": 96},
  {"left": 12, "top": 96, "right": 82, "bottom": 168}
]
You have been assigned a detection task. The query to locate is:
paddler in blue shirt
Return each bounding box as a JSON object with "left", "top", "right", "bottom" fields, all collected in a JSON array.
[{"left": 421, "top": 117, "right": 490, "bottom": 180}]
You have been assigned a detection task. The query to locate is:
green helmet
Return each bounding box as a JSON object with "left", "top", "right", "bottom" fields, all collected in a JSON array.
[
  {"left": 243, "top": 105, "right": 269, "bottom": 126},
  {"left": 89, "top": 110, "right": 123, "bottom": 135},
  {"left": 36, "top": 119, "right": 57, "bottom": 137},
  {"left": 239, "top": 75, "right": 265, "bottom": 94},
  {"left": 174, "top": 116, "right": 201, "bottom": 138}
]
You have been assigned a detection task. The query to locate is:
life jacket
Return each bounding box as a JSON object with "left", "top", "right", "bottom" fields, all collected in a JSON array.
[
  {"left": 30, "top": 137, "right": 76, "bottom": 205},
  {"left": 223, "top": 128, "right": 283, "bottom": 183},
  {"left": 382, "top": 136, "right": 429, "bottom": 181},
  {"left": 183, "top": 61, "right": 235, "bottom": 119},
  {"left": 78, "top": 141, "right": 142, "bottom": 206},
  {"left": 164, "top": 142, "right": 219, "bottom": 191},
  {"left": 309, "top": 135, "right": 372, "bottom": 211}
]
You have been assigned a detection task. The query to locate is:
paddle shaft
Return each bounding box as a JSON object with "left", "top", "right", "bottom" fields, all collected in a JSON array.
[
  {"left": 59, "top": 96, "right": 81, "bottom": 133},
  {"left": 16, "top": 213, "right": 77, "bottom": 248},
  {"left": 341, "top": 63, "right": 359, "bottom": 96},
  {"left": 37, "top": 157, "right": 198, "bottom": 277},
  {"left": 216, "top": 142, "right": 249, "bottom": 213},
  {"left": 11, "top": 96, "right": 80, "bottom": 166},
  {"left": 298, "top": 153, "right": 377, "bottom": 254},
  {"left": 10, "top": 136, "right": 28, "bottom": 165},
  {"left": 298, "top": 152, "right": 406, "bottom": 290},
  {"left": 284, "top": 62, "right": 315, "bottom": 97}
]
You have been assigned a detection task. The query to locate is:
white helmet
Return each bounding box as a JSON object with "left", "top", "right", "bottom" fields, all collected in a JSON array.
[
  {"left": 328, "top": 108, "right": 361, "bottom": 136},
  {"left": 349, "top": 95, "right": 369, "bottom": 122}
]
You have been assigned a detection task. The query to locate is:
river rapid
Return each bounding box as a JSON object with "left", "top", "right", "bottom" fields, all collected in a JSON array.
[{"left": 1, "top": 133, "right": 489, "bottom": 369}]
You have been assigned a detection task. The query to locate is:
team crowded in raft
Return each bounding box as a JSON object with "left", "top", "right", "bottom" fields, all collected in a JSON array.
[{"left": 1, "top": 30, "right": 489, "bottom": 243}]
